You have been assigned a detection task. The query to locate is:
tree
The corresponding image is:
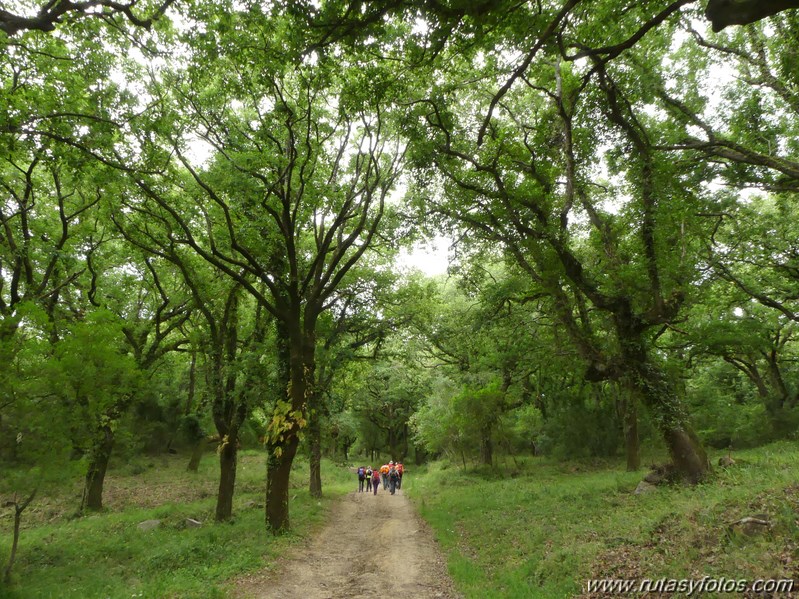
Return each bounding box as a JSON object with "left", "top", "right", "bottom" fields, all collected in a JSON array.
[
  {"left": 682, "top": 193, "right": 799, "bottom": 435},
  {"left": 0, "top": 0, "right": 177, "bottom": 36},
  {"left": 0, "top": 28, "right": 144, "bottom": 511},
  {"left": 117, "top": 6, "right": 406, "bottom": 530},
  {"left": 112, "top": 200, "right": 270, "bottom": 521},
  {"left": 306, "top": 281, "right": 380, "bottom": 495},
  {"left": 705, "top": 0, "right": 799, "bottom": 31},
  {"left": 79, "top": 244, "right": 191, "bottom": 511},
  {"left": 396, "top": 0, "right": 723, "bottom": 481},
  {"left": 47, "top": 310, "right": 144, "bottom": 511}
]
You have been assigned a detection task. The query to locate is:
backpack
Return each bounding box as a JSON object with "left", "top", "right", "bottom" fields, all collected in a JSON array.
[
  {"left": 365, "top": 468, "right": 372, "bottom": 478},
  {"left": 357, "top": 467, "right": 365, "bottom": 478}
]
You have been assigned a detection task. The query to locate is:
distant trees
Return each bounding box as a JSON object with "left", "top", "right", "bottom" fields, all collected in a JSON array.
[{"left": 408, "top": 270, "right": 640, "bottom": 469}]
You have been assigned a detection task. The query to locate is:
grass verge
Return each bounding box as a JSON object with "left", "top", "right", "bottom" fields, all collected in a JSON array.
[
  {"left": 0, "top": 450, "right": 353, "bottom": 598},
  {"left": 405, "top": 442, "right": 799, "bottom": 598}
]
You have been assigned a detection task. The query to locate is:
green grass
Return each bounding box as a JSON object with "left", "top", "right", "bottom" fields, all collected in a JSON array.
[
  {"left": 0, "top": 450, "right": 353, "bottom": 598},
  {"left": 6, "top": 445, "right": 798, "bottom": 598},
  {"left": 406, "top": 442, "right": 799, "bottom": 598}
]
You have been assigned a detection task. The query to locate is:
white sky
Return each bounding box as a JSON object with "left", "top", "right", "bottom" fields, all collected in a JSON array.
[{"left": 397, "top": 236, "right": 450, "bottom": 276}]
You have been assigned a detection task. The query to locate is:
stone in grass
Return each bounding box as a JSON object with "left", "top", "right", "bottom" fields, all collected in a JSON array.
[
  {"left": 137, "top": 519, "right": 162, "bottom": 531},
  {"left": 185, "top": 518, "right": 202, "bottom": 528},
  {"left": 633, "top": 481, "right": 658, "bottom": 495},
  {"left": 643, "top": 463, "right": 677, "bottom": 485}
]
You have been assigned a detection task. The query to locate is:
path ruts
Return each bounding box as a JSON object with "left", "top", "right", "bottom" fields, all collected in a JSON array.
[{"left": 231, "top": 487, "right": 461, "bottom": 599}]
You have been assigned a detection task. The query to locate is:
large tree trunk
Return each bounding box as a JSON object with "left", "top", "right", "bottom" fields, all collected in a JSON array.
[
  {"left": 265, "top": 313, "right": 316, "bottom": 532},
  {"left": 215, "top": 433, "right": 238, "bottom": 521},
  {"left": 706, "top": 0, "right": 799, "bottom": 32},
  {"left": 633, "top": 361, "right": 708, "bottom": 482},
  {"left": 662, "top": 426, "right": 708, "bottom": 483},
  {"left": 614, "top": 316, "right": 708, "bottom": 483},
  {"left": 265, "top": 433, "right": 301, "bottom": 533},
  {"left": 764, "top": 356, "right": 796, "bottom": 435},
  {"left": 82, "top": 423, "right": 114, "bottom": 512},
  {"left": 209, "top": 286, "right": 248, "bottom": 522}
]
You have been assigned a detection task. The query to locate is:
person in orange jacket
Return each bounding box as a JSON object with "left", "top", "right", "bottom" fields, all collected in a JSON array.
[
  {"left": 380, "top": 463, "right": 390, "bottom": 490},
  {"left": 396, "top": 462, "right": 404, "bottom": 489}
]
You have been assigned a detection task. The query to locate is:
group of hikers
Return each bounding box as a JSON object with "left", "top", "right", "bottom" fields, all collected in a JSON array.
[{"left": 356, "top": 461, "right": 404, "bottom": 495}]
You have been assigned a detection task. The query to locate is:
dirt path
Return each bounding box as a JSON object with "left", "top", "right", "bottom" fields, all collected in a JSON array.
[{"left": 232, "top": 486, "right": 462, "bottom": 599}]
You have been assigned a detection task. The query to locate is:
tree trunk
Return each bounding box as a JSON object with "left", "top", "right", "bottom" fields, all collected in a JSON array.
[
  {"left": 619, "top": 387, "right": 641, "bottom": 472},
  {"left": 480, "top": 428, "right": 493, "bottom": 466},
  {"left": 209, "top": 286, "right": 247, "bottom": 523},
  {"left": 624, "top": 399, "right": 640, "bottom": 472},
  {"left": 186, "top": 440, "right": 204, "bottom": 472},
  {"left": 3, "top": 488, "right": 36, "bottom": 584},
  {"left": 308, "top": 406, "right": 322, "bottom": 498},
  {"left": 265, "top": 434, "right": 300, "bottom": 533},
  {"left": 661, "top": 425, "right": 708, "bottom": 483},
  {"left": 705, "top": 0, "right": 799, "bottom": 32},
  {"left": 185, "top": 351, "right": 197, "bottom": 414},
  {"left": 387, "top": 427, "right": 397, "bottom": 461},
  {"left": 401, "top": 423, "right": 409, "bottom": 463},
  {"left": 265, "top": 312, "right": 316, "bottom": 532},
  {"left": 763, "top": 354, "right": 796, "bottom": 435},
  {"left": 82, "top": 423, "right": 114, "bottom": 511},
  {"left": 215, "top": 433, "right": 238, "bottom": 521},
  {"left": 633, "top": 361, "right": 708, "bottom": 482}
]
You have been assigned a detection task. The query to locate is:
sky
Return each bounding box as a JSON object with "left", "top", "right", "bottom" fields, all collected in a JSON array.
[{"left": 396, "top": 236, "right": 451, "bottom": 276}]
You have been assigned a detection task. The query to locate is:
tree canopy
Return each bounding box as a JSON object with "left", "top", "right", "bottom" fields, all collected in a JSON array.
[{"left": 3, "top": 0, "right": 799, "bottom": 551}]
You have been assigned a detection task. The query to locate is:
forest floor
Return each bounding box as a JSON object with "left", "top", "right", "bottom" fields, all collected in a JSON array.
[
  {"left": 6, "top": 446, "right": 799, "bottom": 598},
  {"left": 230, "top": 485, "right": 462, "bottom": 599}
]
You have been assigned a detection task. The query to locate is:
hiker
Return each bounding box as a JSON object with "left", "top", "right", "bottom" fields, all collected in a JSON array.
[
  {"left": 388, "top": 463, "right": 400, "bottom": 495},
  {"left": 357, "top": 465, "right": 366, "bottom": 492},
  {"left": 365, "top": 466, "right": 373, "bottom": 492},
  {"left": 380, "top": 462, "right": 390, "bottom": 489},
  {"left": 371, "top": 467, "right": 380, "bottom": 495},
  {"left": 396, "top": 462, "right": 404, "bottom": 489}
]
